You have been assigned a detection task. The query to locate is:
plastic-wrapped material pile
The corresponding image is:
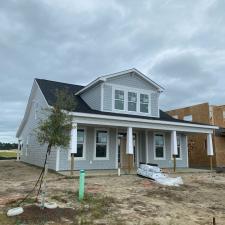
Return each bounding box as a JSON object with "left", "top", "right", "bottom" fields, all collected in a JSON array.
[{"left": 137, "top": 164, "right": 183, "bottom": 186}]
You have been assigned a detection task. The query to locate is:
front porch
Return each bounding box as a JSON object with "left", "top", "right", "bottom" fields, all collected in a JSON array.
[{"left": 56, "top": 119, "right": 214, "bottom": 171}]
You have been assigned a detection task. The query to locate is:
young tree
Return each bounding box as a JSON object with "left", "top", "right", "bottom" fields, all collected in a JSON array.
[{"left": 36, "top": 89, "right": 76, "bottom": 207}]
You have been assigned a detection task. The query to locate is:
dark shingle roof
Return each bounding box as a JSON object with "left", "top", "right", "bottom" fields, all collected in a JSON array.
[{"left": 35, "top": 78, "right": 211, "bottom": 125}]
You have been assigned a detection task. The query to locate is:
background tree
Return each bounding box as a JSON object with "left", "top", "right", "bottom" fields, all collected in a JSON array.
[{"left": 36, "top": 89, "right": 76, "bottom": 207}]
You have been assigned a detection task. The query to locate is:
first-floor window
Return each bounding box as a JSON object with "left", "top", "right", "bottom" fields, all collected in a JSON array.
[
  {"left": 154, "top": 134, "right": 165, "bottom": 159},
  {"left": 96, "top": 130, "right": 108, "bottom": 158},
  {"left": 176, "top": 135, "right": 181, "bottom": 158},
  {"left": 75, "top": 129, "right": 85, "bottom": 158}
]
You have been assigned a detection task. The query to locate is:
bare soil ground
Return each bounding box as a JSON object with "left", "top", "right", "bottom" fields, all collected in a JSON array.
[{"left": 1, "top": 161, "right": 225, "bottom": 225}]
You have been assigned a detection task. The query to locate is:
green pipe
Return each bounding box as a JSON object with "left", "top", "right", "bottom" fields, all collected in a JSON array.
[{"left": 79, "top": 170, "right": 85, "bottom": 201}]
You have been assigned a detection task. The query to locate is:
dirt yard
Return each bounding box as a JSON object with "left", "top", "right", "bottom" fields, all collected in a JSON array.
[{"left": 1, "top": 161, "right": 225, "bottom": 225}]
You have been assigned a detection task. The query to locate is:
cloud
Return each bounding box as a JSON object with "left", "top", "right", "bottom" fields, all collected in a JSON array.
[{"left": 0, "top": 0, "right": 224, "bottom": 142}]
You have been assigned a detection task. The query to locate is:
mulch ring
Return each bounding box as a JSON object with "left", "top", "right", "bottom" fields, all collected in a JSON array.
[{"left": 16, "top": 205, "right": 76, "bottom": 224}]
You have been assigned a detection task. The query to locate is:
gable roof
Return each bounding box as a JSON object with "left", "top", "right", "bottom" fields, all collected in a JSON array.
[
  {"left": 35, "top": 78, "right": 212, "bottom": 126},
  {"left": 75, "top": 68, "right": 164, "bottom": 95}
]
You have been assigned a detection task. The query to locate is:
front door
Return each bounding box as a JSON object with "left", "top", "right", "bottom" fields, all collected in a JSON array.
[{"left": 120, "top": 136, "right": 134, "bottom": 172}]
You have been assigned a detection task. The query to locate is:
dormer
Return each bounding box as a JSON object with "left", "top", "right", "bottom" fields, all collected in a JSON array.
[{"left": 75, "top": 68, "right": 164, "bottom": 117}]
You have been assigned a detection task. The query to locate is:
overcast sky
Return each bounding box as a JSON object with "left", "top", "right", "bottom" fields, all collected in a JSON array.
[{"left": 1, "top": 0, "right": 225, "bottom": 143}]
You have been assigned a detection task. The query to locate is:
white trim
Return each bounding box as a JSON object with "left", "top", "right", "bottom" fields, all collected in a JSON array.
[
  {"left": 68, "top": 126, "right": 87, "bottom": 161},
  {"left": 72, "top": 112, "right": 217, "bottom": 133},
  {"left": 93, "top": 128, "right": 110, "bottom": 160},
  {"left": 115, "top": 128, "right": 118, "bottom": 169},
  {"left": 186, "top": 135, "right": 189, "bottom": 167},
  {"left": 153, "top": 132, "right": 166, "bottom": 160},
  {"left": 136, "top": 132, "right": 139, "bottom": 167},
  {"left": 111, "top": 84, "right": 155, "bottom": 117},
  {"left": 75, "top": 68, "right": 164, "bottom": 95},
  {"left": 145, "top": 130, "right": 149, "bottom": 163},
  {"left": 100, "top": 83, "right": 104, "bottom": 111}
]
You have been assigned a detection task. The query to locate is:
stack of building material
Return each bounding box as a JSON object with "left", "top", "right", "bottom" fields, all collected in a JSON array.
[{"left": 137, "top": 164, "right": 183, "bottom": 186}]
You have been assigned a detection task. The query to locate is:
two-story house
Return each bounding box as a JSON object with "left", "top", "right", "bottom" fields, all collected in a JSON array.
[
  {"left": 167, "top": 103, "right": 225, "bottom": 168},
  {"left": 16, "top": 69, "right": 217, "bottom": 171}
]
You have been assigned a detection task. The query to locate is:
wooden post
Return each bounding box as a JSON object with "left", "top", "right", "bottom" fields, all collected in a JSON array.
[
  {"left": 70, "top": 153, "right": 75, "bottom": 176},
  {"left": 173, "top": 155, "right": 176, "bottom": 172},
  {"left": 210, "top": 155, "right": 213, "bottom": 172}
]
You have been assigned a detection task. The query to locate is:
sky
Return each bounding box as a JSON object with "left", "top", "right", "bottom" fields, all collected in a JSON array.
[{"left": 0, "top": 0, "right": 225, "bottom": 143}]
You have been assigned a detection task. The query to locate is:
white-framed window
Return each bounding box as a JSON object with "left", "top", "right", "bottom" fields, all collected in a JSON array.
[
  {"left": 154, "top": 133, "right": 165, "bottom": 160},
  {"left": 128, "top": 92, "right": 137, "bottom": 112},
  {"left": 184, "top": 115, "right": 192, "bottom": 121},
  {"left": 176, "top": 135, "right": 182, "bottom": 159},
  {"left": 114, "top": 90, "right": 124, "bottom": 110},
  {"left": 140, "top": 94, "right": 149, "bottom": 113},
  {"left": 74, "top": 129, "right": 86, "bottom": 159},
  {"left": 94, "top": 129, "right": 109, "bottom": 160}
]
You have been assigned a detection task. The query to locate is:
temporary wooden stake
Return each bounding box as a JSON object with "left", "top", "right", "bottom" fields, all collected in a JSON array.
[
  {"left": 173, "top": 155, "right": 176, "bottom": 172},
  {"left": 210, "top": 156, "right": 213, "bottom": 172}
]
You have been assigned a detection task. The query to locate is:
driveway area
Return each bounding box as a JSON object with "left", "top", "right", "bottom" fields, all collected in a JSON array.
[{"left": 1, "top": 160, "right": 225, "bottom": 225}]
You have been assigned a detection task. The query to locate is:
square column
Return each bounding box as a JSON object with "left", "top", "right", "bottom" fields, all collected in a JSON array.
[
  {"left": 70, "top": 123, "right": 77, "bottom": 154},
  {"left": 207, "top": 133, "right": 214, "bottom": 156},
  {"left": 126, "top": 127, "right": 133, "bottom": 154},
  {"left": 171, "top": 130, "right": 178, "bottom": 155}
]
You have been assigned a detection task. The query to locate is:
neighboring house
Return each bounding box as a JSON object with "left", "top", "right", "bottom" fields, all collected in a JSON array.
[
  {"left": 16, "top": 69, "right": 217, "bottom": 171},
  {"left": 167, "top": 103, "right": 225, "bottom": 168}
]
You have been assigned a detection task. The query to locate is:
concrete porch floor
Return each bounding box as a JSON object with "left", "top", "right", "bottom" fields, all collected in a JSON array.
[{"left": 58, "top": 167, "right": 214, "bottom": 177}]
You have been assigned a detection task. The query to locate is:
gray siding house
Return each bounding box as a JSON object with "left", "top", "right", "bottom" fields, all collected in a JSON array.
[{"left": 16, "top": 68, "right": 216, "bottom": 171}]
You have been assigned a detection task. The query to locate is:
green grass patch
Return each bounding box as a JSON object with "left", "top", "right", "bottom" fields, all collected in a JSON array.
[{"left": 0, "top": 151, "right": 17, "bottom": 158}]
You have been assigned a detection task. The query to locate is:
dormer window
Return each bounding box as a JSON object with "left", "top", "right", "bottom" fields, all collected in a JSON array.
[
  {"left": 128, "top": 92, "right": 137, "bottom": 112},
  {"left": 140, "top": 94, "right": 149, "bottom": 113},
  {"left": 114, "top": 90, "right": 124, "bottom": 110}
]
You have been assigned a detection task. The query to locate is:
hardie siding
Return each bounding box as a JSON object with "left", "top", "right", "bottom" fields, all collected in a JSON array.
[
  {"left": 20, "top": 83, "right": 57, "bottom": 170},
  {"left": 106, "top": 72, "right": 158, "bottom": 91},
  {"left": 81, "top": 84, "right": 101, "bottom": 110},
  {"left": 151, "top": 92, "right": 159, "bottom": 117},
  {"left": 59, "top": 126, "right": 117, "bottom": 170},
  {"left": 137, "top": 131, "right": 188, "bottom": 168},
  {"left": 103, "top": 84, "right": 112, "bottom": 111}
]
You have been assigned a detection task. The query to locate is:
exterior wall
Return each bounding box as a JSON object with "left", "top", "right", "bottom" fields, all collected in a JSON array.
[
  {"left": 81, "top": 84, "right": 102, "bottom": 111},
  {"left": 146, "top": 132, "right": 188, "bottom": 168},
  {"left": 103, "top": 84, "right": 112, "bottom": 111},
  {"left": 106, "top": 72, "right": 158, "bottom": 91},
  {"left": 58, "top": 126, "right": 117, "bottom": 170},
  {"left": 20, "top": 83, "right": 57, "bottom": 170},
  {"left": 167, "top": 103, "right": 225, "bottom": 168},
  {"left": 167, "top": 103, "right": 214, "bottom": 168},
  {"left": 151, "top": 92, "right": 160, "bottom": 117}
]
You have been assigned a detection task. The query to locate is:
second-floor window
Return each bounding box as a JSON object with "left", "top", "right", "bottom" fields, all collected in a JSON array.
[
  {"left": 140, "top": 94, "right": 149, "bottom": 113},
  {"left": 128, "top": 92, "right": 137, "bottom": 112},
  {"left": 115, "top": 90, "right": 124, "bottom": 110}
]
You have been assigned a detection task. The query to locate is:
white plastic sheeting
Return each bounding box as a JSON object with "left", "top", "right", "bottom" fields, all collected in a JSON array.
[{"left": 137, "top": 164, "right": 183, "bottom": 187}]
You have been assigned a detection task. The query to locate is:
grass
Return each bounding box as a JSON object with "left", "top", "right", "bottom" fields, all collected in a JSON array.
[{"left": 0, "top": 150, "right": 17, "bottom": 158}]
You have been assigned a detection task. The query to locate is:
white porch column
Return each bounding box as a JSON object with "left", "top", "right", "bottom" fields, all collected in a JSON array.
[
  {"left": 171, "top": 130, "right": 178, "bottom": 155},
  {"left": 126, "top": 127, "right": 133, "bottom": 154},
  {"left": 70, "top": 123, "right": 77, "bottom": 154},
  {"left": 207, "top": 133, "right": 214, "bottom": 156}
]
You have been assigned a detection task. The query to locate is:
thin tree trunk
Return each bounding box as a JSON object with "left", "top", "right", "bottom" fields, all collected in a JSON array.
[{"left": 41, "top": 144, "right": 51, "bottom": 209}]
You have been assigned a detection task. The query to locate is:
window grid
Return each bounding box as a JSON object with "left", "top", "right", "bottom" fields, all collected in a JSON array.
[{"left": 128, "top": 92, "right": 137, "bottom": 112}]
